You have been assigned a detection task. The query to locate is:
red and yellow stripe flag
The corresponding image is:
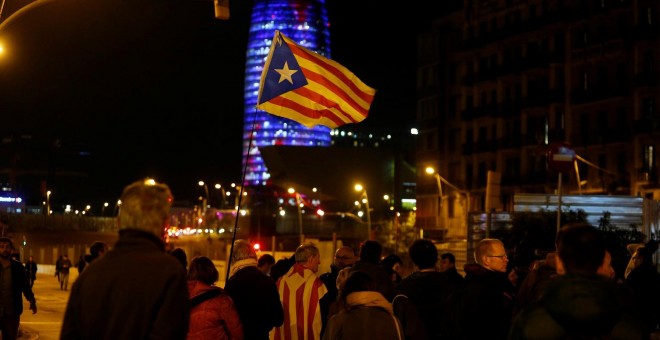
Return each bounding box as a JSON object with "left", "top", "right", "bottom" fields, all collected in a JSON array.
[
  {"left": 271, "top": 264, "right": 328, "bottom": 340},
  {"left": 256, "top": 30, "right": 376, "bottom": 129}
]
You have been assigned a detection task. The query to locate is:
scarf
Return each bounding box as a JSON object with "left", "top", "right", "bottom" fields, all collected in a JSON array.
[
  {"left": 228, "top": 258, "right": 258, "bottom": 279},
  {"left": 346, "top": 291, "right": 393, "bottom": 314}
]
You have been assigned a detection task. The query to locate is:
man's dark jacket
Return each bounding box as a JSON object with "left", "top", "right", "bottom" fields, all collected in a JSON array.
[
  {"left": 451, "top": 264, "right": 515, "bottom": 340},
  {"left": 509, "top": 274, "right": 645, "bottom": 339},
  {"left": 60, "top": 229, "right": 189, "bottom": 340},
  {"left": 350, "top": 260, "right": 395, "bottom": 300},
  {"left": 9, "top": 259, "right": 35, "bottom": 315},
  {"left": 225, "top": 265, "right": 283, "bottom": 340},
  {"left": 396, "top": 271, "right": 460, "bottom": 339}
]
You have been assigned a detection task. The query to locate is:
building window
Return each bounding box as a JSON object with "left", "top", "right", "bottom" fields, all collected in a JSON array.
[
  {"left": 642, "top": 98, "right": 655, "bottom": 118},
  {"left": 643, "top": 145, "right": 655, "bottom": 172},
  {"left": 582, "top": 71, "right": 589, "bottom": 90}
]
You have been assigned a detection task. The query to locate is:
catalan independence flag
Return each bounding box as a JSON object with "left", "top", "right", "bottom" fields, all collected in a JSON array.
[
  {"left": 256, "top": 30, "right": 376, "bottom": 128},
  {"left": 271, "top": 263, "right": 328, "bottom": 340}
]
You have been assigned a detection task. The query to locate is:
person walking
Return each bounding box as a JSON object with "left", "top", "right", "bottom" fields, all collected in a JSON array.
[
  {"left": 54, "top": 255, "right": 62, "bottom": 284},
  {"left": 319, "top": 245, "right": 356, "bottom": 337},
  {"left": 224, "top": 239, "right": 283, "bottom": 340},
  {"left": 60, "top": 179, "right": 189, "bottom": 339},
  {"left": 625, "top": 240, "right": 660, "bottom": 337},
  {"left": 350, "top": 240, "right": 395, "bottom": 301},
  {"left": 450, "top": 238, "right": 515, "bottom": 340},
  {"left": 187, "top": 256, "right": 243, "bottom": 340},
  {"left": 271, "top": 243, "right": 327, "bottom": 340},
  {"left": 439, "top": 252, "right": 464, "bottom": 286},
  {"left": 509, "top": 224, "right": 645, "bottom": 339},
  {"left": 24, "top": 256, "right": 37, "bottom": 288},
  {"left": 0, "top": 237, "right": 37, "bottom": 340},
  {"left": 77, "top": 241, "right": 109, "bottom": 273},
  {"left": 322, "top": 271, "right": 403, "bottom": 340},
  {"left": 395, "top": 239, "right": 460, "bottom": 340},
  {"left": 58, "top": 254, "right": 72, "bottom": 291}
]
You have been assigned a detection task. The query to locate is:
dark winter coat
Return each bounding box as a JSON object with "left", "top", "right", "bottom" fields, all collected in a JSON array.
[
  {"left": 350, "top": 261, "right": 395, "bottom": 301},
  {"left": 24, "top": 260, "right": 37, "bottom": 280},
  {"left": 8, "top": 259, "right": 35, "bottom": 315},
  {"left": 509, "top": 274, "right": 645, "bottom": 339},
  {"left": 451, "top": 264, "right": 515, "bottom": 340},
  {"left": 395, "top": 271, "right": 460, "bottom": 339},
  {"left": 625, "top": 265, "right": 660, "bottom": 335},
  {"left": 225, "top": 265, "right": 283, "bottom": 340},
  {"left": 514, "top": 253, "right": 558, "bottom": 316},
  {"left": 60, "top": 229, "right": 189, "bottom": 340}
]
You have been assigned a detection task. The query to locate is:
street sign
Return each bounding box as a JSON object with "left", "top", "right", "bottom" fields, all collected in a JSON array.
[{"left": 547, "top": 142, "right": 576, "bottom": 173}]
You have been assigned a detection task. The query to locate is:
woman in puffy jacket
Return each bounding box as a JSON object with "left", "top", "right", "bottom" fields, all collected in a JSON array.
[{"left": 187, "top": 256, "right": 243, "bottom": 340}]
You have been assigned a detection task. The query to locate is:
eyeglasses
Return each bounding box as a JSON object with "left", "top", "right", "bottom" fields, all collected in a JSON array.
[{"left": 487, "top": 254, "right": 508, "bottom": 259}]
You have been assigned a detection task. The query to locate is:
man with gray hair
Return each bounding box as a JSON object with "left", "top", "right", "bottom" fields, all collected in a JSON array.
[
  {"left": 61, "top": 179, "right": 189, "bottom": 339},
  {"left": 225, "top": 239, "right": 283, "bottom": 340},
  {"left": 272, "top": 243, "right": 328, "bottom": 340}
]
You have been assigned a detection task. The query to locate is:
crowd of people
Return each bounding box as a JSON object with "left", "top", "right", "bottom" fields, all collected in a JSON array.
[{"left": 2, "top": 178, "right": 658, "bottom": 339}]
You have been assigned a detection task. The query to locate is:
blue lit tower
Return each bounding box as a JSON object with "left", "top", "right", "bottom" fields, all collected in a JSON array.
[{"left": 242, "top": 0, "right": 331, "bottom": 186}]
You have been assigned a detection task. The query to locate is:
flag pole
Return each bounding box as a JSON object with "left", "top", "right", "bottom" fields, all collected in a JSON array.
[{"left": 226, "top": 108, "right": 259, "bottom": 283}]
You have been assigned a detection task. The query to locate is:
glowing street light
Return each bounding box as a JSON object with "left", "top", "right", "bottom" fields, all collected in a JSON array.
[
  {"left": 354, "top": 183, "right": 372, "bottom": 240},
  {"left": 214, "top": 183, "right": 226, "bottom": 209},
  {"left": 198, "top": 181, "right": 210, "bottom": 212},
  {"left": 425, "top": 166, "right": 471, "bottom": 229},
  {"left": 46, "top": 190, "right": 52, "bottom": 216},
  {"left": 288, "top": 188, "right": 304, "bottom": 244}
]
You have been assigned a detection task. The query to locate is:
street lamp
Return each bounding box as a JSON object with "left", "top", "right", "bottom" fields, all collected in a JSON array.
[
  {"left": 214, "top": 183, "right": 226, "bottom": 209},
  {"left": 288, "top": 188, "right": 304, "bottom": 244},
  {"left": 354, "top": 184, "right": 372, "bottom": 240},
  {"left": 425, "top": 166, "right": 470, "bottom": 228},
  {"left": 46, "top": 190, "right": 52, "bottom": 216},
  {"left": 102, "top": 202, "right": 109, "bottom": 216},
  {"left": 198, "top": 181, "right": 210, "bottom": 211}
]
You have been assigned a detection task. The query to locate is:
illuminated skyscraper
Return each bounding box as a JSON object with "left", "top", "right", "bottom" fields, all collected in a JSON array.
[{"left": 242, "top": 0, "right": 331, "bottom": 186}]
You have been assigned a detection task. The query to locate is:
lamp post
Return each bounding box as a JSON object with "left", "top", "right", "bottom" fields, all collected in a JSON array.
[
  {"left": 46, "top": 190, "right": 52, "bottom": 216},
  {"left": 214, "top": 183, "right": 226, "bottom": 209},
  {"left": 102, "top": 202, "right": 109, "bottom": 216},
  {"left": 425, "top": 167, "right": 470, "bottom": 230},
  {"left": 354, "top": 184, "right": 372, "bottom": 240},
  {"left": 288, "top": 188, "right": 304, "bottom": 244},
  {"left": 198, "top": 181, "right": 210, "bottom": 212}
]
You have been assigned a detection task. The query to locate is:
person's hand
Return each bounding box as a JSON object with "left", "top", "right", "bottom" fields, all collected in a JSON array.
[{"left": 29, "top": 301, "right": 37, "bottom": 314}]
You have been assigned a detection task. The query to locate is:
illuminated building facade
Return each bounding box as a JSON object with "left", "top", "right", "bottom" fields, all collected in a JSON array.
[{"left": 242, "top": 0, "right": 332, "bottom": 186}]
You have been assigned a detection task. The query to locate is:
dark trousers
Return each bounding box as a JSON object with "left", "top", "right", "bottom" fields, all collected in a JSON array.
[{"left": 0, "top": 315, "right": 20, "bottom": 340}]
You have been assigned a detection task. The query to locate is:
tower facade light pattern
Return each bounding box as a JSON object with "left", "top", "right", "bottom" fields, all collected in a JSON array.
[{"left": 243, "top": 0, "right": 332, "bottom": 186}]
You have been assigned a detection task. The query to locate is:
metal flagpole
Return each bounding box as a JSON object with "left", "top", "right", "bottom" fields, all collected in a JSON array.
[{"left": 226, "top": 108, "right": 258, "bottom": 283}]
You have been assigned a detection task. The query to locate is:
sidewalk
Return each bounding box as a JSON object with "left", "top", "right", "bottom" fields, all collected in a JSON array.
[{"left": 18, "top": 270, "right": 78, "bottom": 340}]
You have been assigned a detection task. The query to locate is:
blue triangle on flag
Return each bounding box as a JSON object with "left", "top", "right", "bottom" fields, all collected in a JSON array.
[{"left": 259, "top": 33, "right": 308, "bottom": 104}]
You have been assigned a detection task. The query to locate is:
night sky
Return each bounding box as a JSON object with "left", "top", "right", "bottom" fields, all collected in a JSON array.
[{"left": 0, "top": 0, "right": 439, "bottom": 208}]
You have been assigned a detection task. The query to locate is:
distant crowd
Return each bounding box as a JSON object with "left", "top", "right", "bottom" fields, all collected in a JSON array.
[{"left": 0, "top": 179, "right": 658, "bottom": 340}]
